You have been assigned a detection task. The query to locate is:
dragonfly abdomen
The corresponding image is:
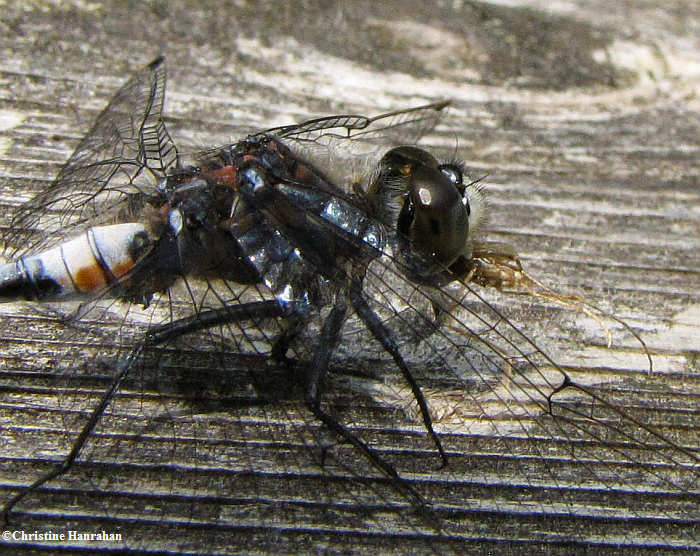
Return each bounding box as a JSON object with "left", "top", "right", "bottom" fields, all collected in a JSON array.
[{"left": 0, "top": 223, "right": 152, "bottom": 302}]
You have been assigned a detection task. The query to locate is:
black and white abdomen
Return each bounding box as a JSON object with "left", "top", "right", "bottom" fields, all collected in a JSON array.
[{"left": 0, "top": 223, "right": 153, "bottom": 302}]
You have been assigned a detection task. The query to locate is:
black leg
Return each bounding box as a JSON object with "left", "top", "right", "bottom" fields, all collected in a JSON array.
[
  {"left": 304, "top": 297, "right": 430, "bottom": 510},
  {"left": 2, "top": 344, "right": 142, "bottom": 524},
  {"left": 349, "top": 288, "right": 448, "bottom": 468},
  {"left": 1, "top": 300, "right": 287, "bottom": 525},
  {"left": 148, "top": 300, "right": 284, "bottom": 344}
]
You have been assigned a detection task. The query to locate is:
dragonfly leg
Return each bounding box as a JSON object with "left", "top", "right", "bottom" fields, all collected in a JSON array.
[
  {"left": 349, "top": 289, "right": 448, "bottom": 468},
  {"left": 147, "top": 300, "right": 284, "bottom": 343},
  {"left": 1, "top": 344, "right": 142, "bottom": 525},
  {"left": 1, "top": 299, "right": 286, "bottom": 525},
  {"left": 304, "top": 298, "right": 430, "bottom": 510}
]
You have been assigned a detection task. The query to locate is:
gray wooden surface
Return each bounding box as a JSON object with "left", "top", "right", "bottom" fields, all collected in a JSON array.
[{"left": 0, "top": 1, "right": 698, "bottom": 553}]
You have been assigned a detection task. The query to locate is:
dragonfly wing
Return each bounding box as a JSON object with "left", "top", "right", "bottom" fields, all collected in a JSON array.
[
  {"left": 5, "top": 56, "right": 178, "bottom": 255},
  {"left": 266, "top": 101, "right": 450, "bottom": 193},
  {"left": 270, "top": 100, "right": 450, "bottom": 145}
]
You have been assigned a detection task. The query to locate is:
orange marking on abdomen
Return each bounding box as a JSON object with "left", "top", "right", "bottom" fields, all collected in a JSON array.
[
  {"left": 74, "top": 264, "right": 108, "bottom": 292},
  {"left": 73, "top": 260, "right": 135, "bottom": 292}
]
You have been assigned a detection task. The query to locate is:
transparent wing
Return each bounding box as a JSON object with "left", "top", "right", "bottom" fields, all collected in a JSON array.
[
  {"left": 192, "top": 101, "right": 450, "bottom": 199},
  {"left": 175, "top": 157, "right": 698, "bottom": 547},
  {"left": 269, "top": 100, "right": 450, "bottom": 145},
  {"left": 195, "top": 161, "right": 699, "bottom": 546},
  {"left": 5, "top": 56, "right": 178, "bottom": 255},
  {"left": 333, "top": 238, "right": 700, "bottom": 547},
  {"left": 260, "top": 101, "right": 451, "bottom": 194}
]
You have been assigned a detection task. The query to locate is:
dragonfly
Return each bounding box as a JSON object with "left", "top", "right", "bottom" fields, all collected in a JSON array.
[{"left": 0, "top": 56, "right": 696, "bottom": 551}]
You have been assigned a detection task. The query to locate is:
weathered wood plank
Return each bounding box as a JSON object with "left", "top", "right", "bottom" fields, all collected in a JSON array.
[{"left": 0, "top": 1, "right": 697, "bottom": 553}]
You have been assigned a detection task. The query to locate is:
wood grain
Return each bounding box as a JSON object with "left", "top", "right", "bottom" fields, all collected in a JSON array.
[{"left": 0, "top": 1, "right": 697, "bottom": 553}]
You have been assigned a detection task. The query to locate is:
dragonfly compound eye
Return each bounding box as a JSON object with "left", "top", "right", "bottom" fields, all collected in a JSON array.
[{"left": 398, "top": 162, "right": 470, "bottom": 268}]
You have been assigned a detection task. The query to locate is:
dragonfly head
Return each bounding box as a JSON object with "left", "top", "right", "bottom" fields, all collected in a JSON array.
[{"left": 379, "top": 146, "right": 485, "bottom": 273}]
